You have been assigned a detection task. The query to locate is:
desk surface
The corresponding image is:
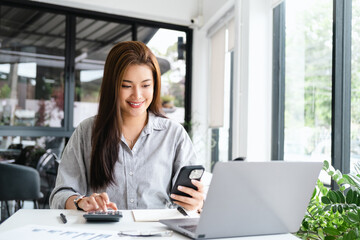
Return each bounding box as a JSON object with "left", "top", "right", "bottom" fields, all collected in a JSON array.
[{"left": 0, "top": 209, "right": 299, "bottom": 239}]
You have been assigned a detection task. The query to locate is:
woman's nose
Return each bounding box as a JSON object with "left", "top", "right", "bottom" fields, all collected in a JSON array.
[{"left": 132, "top": 87, "right": 142, "bottom": 99}]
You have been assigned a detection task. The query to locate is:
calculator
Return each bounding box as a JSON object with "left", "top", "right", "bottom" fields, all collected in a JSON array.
[{"left": 83, "top": 210, "right": 123, "bottom": 222}]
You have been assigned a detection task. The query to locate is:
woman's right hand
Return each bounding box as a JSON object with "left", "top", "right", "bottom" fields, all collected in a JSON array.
[{"left": 66, "top": 192, "right": 118, "bottom": 211}]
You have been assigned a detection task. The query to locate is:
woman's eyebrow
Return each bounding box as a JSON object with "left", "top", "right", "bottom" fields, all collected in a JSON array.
[{"left": 122, "top": 79, "right": 152, "bottom": 83}]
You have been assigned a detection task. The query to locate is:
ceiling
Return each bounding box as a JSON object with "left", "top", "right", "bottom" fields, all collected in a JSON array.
[{"left": 0, "top": 5, "right": 170, "bottom": 73}]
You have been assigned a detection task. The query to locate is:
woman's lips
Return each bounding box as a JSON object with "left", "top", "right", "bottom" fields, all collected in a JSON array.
[{"left": 127, "top": 101, "right": 144, "bottom": 108}]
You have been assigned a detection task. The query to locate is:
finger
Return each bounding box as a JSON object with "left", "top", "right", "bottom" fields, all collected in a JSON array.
[
  {"left": 88, "top": 196, "right": 100, "bottom": 210},
  {"left": 177, "top": 186, "right": 204, "bottom": 200},
  {"left": 99, "top": 192, "right": 110, "bottom": 204},
  {"left": 171, "top": 194, "right": 197, "bottom": 206},
  {"left": 191, "top": 180, "right": 204, "bottom": 193},
  {"left": 98, "top": 192, "right": 115, "bottom": 211},
  {"left": 90, "top": 193, "right": 108, "bottom": 211},
  {"left": 173, "top": 201, "right": 196, "bottom": 211},
  {"left": 96, "top": 195, "right": 107, "bottom": 212},
  {"left": 107, "top": 202, "right": 118, "bottom": 210}
]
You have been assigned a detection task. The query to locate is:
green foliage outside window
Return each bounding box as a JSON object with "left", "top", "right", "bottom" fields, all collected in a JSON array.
[{"left": 0, "top": 84, "right": 10, "bottom": 98}]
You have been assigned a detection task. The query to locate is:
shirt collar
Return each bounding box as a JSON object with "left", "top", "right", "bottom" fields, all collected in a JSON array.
[{"left": 142, "top": 111, "right": 167, "bottom": 135}]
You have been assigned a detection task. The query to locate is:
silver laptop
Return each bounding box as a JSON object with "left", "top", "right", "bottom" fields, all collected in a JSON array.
[{"left": 160, "top": 161, "right": 322, "bottom": 239}]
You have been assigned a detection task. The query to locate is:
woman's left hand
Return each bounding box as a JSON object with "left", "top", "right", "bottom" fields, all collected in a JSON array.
[{"left": 170, "top": 180, "right": 204, "bottom": 211}]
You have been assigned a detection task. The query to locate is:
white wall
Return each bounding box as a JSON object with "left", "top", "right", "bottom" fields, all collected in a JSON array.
[
  {"left": 194, "top": 0, "right": 274, "bottom": 164},
  {"left": 244, "top": 0, "right": 272, "bottom": 161}
]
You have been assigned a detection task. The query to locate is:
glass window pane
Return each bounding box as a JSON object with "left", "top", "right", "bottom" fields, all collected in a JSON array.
[
  {"left": 0, "top": 135, "right": 65, "bottom": 161},
  {"left": 283, "top": 1, "right": 332, "bottom": 183},
  {"left": 351, "top": 0, "right": 360, "bottom": 174},
  {"left": 74, "top": 17, "right": 132, "bottom": 127},
  {"left": 146, "top": 28, "right": 187, "bottom": 124},
  {"left": 0, "top": 6, "right": 65, "bottom": 127}
]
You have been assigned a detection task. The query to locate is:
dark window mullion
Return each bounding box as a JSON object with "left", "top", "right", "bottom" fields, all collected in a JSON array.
[
  {"left": 132, "top": 23, "right": 137, "bottom": 40},
  {"left": 271, "top": 2, "right": 285, "bottom": 161},
  {"left": 184, "top": 29, "right": 193, "bottom": 133},
  {"left": 331, "top": 0, "right": 352, "bottom": 174},
  {"left": 228, "top": 51, "right": 234, "bottom": 161},
  {"left": 64, "top": 15, "right": 76, "bottom": 132}
]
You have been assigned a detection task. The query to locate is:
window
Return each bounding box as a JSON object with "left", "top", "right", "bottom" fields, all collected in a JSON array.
[
  {"left": 208, "top": 18, "right": 235, "bottom": 169},
  {"left": 273, "top": 0, "right": 353, "bottom": 183},
  {"left": 74, "top": 17, "right": 132, "bottom": 127},
  {"left": 147, "top": 28, "right": 188, "bottom": 123},
  {"left": 283, "top": 0, "right": 333, "bottom": 164},
  {"left": 0, "top": 5, "right": 65, "bottom": 128},
  {"left": 351, "top": 0, "right": 360, "bottom": 174}
]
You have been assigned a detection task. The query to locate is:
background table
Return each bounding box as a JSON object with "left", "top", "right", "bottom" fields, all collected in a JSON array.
[{"left": 0, "top": 209, "right": 299, "bottom": 239}]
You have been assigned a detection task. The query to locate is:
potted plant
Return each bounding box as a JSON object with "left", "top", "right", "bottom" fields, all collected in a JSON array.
[
  {"left": 297, "top": 160, "right": 360, "bottom": 239},
  {"left": 161, "top": 94, "right": 175, "bottom": 109}
]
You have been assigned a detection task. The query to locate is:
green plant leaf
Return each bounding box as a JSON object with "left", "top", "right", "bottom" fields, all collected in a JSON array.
[
  {"left": 336, "top": 170, "right": 343, "bottom": 179},
  {"left": 321, "top": 186, "right": 329, "bottom": 196},
  {"left": 311, "top": 187, "right": 317, "bottom": 199},
  {"left": 346, "top": 174, "right": 360, "bottom": 189},
  {"left": 346, "top": 189, "right": 354, "bottom": 204},
  {"left": 322, "top": 196, "right": 331, "bottom": 204},
  {"left": 338, "top": 204, "right": 343, "bottom": 214},
  {"left": 352, "top": 191, "right": 359, "bottom": 205},
  {"left": 337, "top": 178, "right": 345, "bottom": 185},
  {"left": 332, "top": 205, "right": 338, "bottom": 213},
  {"left": 302, "top": 220, "right": 309, "bottom": 230},
  {"left": 323, "top": 160, "right": 329, "bottom": 170},
  {"left": 348, "top": 211, "right": 359, "bottom": 223},
  {"left": 343, "top": 175, "right": 358, "bottom": 186},
  {"left": 324, "top": 227, "right": 340, "bottom": 236},
  {"left": 346, "top": 229, "right": 356, "bottom": 240},
  {"left": 328, "top": 191, "right": 338, "bottom": 203},
  {"left": 318, "top": 228, "right": 324, "bottom": 239},
  {"left": 324, "top": 236, "right": 336, "bottom": 240},
  {"left": 335, "top": 190, "right": 345, "bottom": 203}
]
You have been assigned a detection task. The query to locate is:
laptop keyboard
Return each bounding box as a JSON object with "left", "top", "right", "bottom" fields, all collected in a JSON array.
[{"left": 179, "top": 224, "right": 198, "bottom": 233}]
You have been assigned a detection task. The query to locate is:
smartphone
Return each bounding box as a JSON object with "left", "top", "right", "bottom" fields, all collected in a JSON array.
[{"left": 171, "top": 165, "right": 205, "bottom": 198}]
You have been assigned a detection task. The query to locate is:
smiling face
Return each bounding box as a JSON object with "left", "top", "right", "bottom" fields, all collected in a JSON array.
[{"left": 119, "top": 64, "right": 154, "bottom": 120}]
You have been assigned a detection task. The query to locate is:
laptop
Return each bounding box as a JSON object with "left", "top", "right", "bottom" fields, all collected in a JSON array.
[{"left": 160, "top": 161, "right": 322, "bottom": 239}]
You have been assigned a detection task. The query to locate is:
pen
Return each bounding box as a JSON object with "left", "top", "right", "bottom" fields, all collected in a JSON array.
[
  {"left": 177, "top": 206, "right": 188, "bottom": 217},
  {"left": 60, "top": 213, "right": 67, "bottom": 224}
]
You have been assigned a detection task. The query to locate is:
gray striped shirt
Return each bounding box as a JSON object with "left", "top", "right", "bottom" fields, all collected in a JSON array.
[{"left": 49, "top": 112, "right": 198, "bottom": 209}]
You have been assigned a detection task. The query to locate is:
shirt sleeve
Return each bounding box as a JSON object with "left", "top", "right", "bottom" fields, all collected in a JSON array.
[{"left": 49, "top": 123, "right": 89, "bottom": 209}]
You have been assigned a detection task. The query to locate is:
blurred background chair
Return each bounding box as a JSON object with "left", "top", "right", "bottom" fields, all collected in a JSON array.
[
  {"left": 0, "top": 163, "right": 43, "bottom": 222},
  {"left": 36, "top": 150, "right": 59, "bottom": 208}
]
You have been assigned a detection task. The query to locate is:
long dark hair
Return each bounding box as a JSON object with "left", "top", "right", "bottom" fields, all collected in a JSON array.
[{"left": 90, "top": 41, "right": 165, "bottom": 190}]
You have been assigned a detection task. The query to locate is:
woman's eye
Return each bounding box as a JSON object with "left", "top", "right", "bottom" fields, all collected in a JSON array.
[
  {"left": 122, "top": 85, "right": 131, "bottom": 88},
  {"left": 143, "top": 84, "right": 151, "bottom": 88}
]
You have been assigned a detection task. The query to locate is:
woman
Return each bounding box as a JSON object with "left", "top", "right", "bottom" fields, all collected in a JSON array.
[{"left": 49, "top": 41, "right": 204, "bottom": 212}]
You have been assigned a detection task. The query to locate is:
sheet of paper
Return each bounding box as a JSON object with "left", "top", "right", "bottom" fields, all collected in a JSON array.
[
  {"left": 0, "top": 224, "right": 118, "bottom": 240},
  {"left": 132, "top": 209, "right": 199, "bottom": 222}
]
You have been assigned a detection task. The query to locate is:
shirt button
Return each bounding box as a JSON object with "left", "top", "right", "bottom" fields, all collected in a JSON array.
[
  {"left": 130, "top": 199, "right": 134, "bottom": 203},
  {"left": 129, "top": 171, "right": 133, "bottom": 176}
]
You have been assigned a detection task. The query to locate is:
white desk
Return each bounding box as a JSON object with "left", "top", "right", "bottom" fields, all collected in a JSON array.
[{"left": 0, "top": 209, "right": 299, "bottom": 239}]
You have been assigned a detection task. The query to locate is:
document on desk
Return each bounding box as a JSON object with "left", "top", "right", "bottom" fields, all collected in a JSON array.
[
  {"left": 132, "top": 209, "right": 200, "bottom": 222},
  {"left": 0, "top": 224, "right": 118, "bottom": 240}
]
